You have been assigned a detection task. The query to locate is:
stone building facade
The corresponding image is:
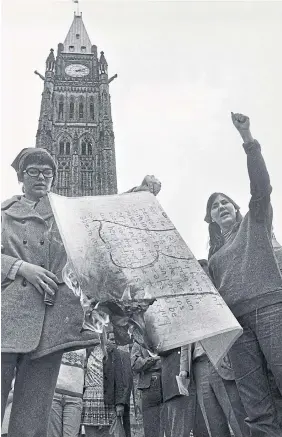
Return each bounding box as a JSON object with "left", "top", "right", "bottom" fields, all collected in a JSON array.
[{"left": 36, "top": 13, "right": 117, "bottom": 196}]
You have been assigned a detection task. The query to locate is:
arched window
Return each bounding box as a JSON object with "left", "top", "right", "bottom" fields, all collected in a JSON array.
[
  {"left": 57, "top": 160, "right": 71, "bottom": 196},
  {"left": 58, "top": 100, "right": 64, "bottom": 120},
  {"left": 81, "top": 138, "right": 93, "bottom": 155},
  {"left": 66, "top": 142, "right": 70, "bottom": 155},
  {"left": 59, "top": 141, "right": 64, "bottom": 155},
  {"left": 69, "top": 101, "right": 74, "bottom": 119},
  {"left": 79, "top": 102, "right": 84, "bottom": 119},
  {"left": 81, "top": 141, "right": 86, "bottom": 155},
  {"left": 90, "top": 102, "right": 94, "bottom": 120},
  {"left": 58, "top": 138, "right": 71, "bottom": 155}
]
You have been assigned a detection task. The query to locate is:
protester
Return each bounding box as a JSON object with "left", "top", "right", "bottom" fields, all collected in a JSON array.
[
  {"left": 48, "top": 349, "right": 86, "bottom": 437},
  {"left": 115, "top": 345, "right": 134, "bottom": 437},
  {"left": 181, "top": 341, "right": 249, "bottom": 437},
  {"left": 130, "top": 342, "right": 163, "bottom": 437},
  {"left": 1, "top": 147, "right": 161, "bottom": 437},
  {"left": 128, "top": 346, "right": 145, "bottom": 437},
  {"left": 160, "top": 347, "right": 196, "bottom": 437},
  {"left": 193, "top": 402, "right": 210, "bottom": 437},
  {"left": 204, "top": 113, "right": 282, "bottom": 437},
  {"left": 269, "top": 232, "right": 282, "bottom": 427},
  {"left": 81, "top": 329, "right": 132, "bottom": 437},
  {"left": 180, "top": 260, "right": 250, "bottom": 437}
]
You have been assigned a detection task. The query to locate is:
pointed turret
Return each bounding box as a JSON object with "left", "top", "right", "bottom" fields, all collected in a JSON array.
[
  {"left": 99, "top": 51, "right": 108, "bottom": 74},
  {"left": 63, "top": 13, "right": 92, "bottom": 54},
  {"left": 46, "top": 48, "right": 55, "bottom": 72}
]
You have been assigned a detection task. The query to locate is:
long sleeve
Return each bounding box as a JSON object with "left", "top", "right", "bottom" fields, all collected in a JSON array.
[
  {"left": 130, "top": 342, "right": 155, "bottom": 373},
  {"left": 180, "top": 345, "right": 190, "bottom": 373},
  {"left": 124, "top": 187, "right": 138, "bottom": 193},
  {"left": 1, "top": 254, "right": 21, "bottom": 284},
  {"left": 114, "top": 350, "right": 133, "bottom": 406},
  {"left": 244, "top": 140, "right": 272, "bottom": 220},
  {"left": 180, "top": 344, "right": 193, "bottom": 375},
  {"left": 7, "top": 259, "right": 23, "bottom": 280}
]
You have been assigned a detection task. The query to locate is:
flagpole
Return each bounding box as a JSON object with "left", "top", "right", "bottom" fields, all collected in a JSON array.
[{"left": 73, "top": 0, "right": 80, "bottom": 15}]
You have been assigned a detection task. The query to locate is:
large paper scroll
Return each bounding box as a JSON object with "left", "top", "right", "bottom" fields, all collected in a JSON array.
[{"left": 49, "top": 191, "right": 242, "bottom": 366}]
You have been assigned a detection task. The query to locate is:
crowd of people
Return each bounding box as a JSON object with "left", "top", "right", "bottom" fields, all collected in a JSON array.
[{"left": 1, "top": 112, "right": 282, "bottom": 437}]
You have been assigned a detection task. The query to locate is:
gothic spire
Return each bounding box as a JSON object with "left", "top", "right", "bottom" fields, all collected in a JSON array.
[{"left": 63, "top": 13, "right": 92, "bottom": 54}]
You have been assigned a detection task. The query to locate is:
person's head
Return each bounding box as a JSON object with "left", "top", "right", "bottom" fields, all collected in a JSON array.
[
  {"left": 205, "top": 192, "right": 243, "bottom": 258},
  {"left": 106, "top": 323, "right": 116, "bottom": 345},
  {"left": 108, "top": 332, "right": 116, "bottom": 344},
  {"left": 11, "top": 148, "right": 57, "bottom": 201}
]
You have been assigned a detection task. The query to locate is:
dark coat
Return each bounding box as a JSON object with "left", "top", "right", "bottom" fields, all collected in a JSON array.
[
  {"left": 130, "top": 342, "right": 161, "bottom": 389},
  {"left": 103, "top": 344, "right": 133, "bottom": 406},
  {"left": 160, "top": 348, "right": 182, "bottom": 402},
  {"left": 1, "top": 195, "right": 99, "bottom": 358}
]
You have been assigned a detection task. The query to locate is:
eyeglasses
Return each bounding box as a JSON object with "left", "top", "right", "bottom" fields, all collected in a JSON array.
[{"left": 23, "top": 168, "right": 54, "bottom": 179}]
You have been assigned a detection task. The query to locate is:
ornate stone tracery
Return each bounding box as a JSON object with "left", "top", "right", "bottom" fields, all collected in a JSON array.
[{"left": 35, "top": 14, "right": 117, "bottom": 196}]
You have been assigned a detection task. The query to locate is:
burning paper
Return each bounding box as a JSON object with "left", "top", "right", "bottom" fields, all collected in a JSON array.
[
  {"left": 62, "top": 262, "right": 110, "bottom": 334},
  {"left": 49, "top": 191, "right": 242, "bottom": 366}
]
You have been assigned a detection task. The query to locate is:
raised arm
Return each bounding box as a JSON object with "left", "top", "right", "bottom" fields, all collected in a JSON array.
[{"left": 231, "top": 112, "right": 272, "bottom": 219}]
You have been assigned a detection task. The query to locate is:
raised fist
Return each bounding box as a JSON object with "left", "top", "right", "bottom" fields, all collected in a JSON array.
[{"left": 231, "top": 112, "right": 250, "bottom": 132}]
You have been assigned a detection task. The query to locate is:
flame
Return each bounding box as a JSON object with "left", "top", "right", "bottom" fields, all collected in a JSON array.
[
  {"left": 62, "top": 261, "right": 155, "bottom": 353},
  {"left": 121, "top": 285, "right": 132, "bottom": 301}
]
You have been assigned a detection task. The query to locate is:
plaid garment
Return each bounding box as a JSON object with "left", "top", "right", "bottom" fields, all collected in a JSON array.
[
  {"left": 81, "top": 387, "right": 116, "bottom": 426},
  {"left": 82, "top": 345, "right": 116, "bottom": 426}
]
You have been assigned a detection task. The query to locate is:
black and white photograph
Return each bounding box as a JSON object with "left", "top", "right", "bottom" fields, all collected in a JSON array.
[{"left": 1, "top": 1, "right": 282, "bottom": 436}]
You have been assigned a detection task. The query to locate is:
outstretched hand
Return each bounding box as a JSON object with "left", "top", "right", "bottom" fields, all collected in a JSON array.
[{"left": 231, "top": 112, "right": 253, "bottom": 143}]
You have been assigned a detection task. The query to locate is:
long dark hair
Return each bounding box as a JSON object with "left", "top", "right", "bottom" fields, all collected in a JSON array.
[{"left": 205, "top": 192, "right": 243, "bottom": 259}]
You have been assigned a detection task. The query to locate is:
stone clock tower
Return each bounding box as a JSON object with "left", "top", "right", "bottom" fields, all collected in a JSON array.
[{"left": 35, "top": 12, "right": 118, "bottom": 196}]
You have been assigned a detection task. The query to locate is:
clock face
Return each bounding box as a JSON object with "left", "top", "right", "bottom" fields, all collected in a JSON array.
[{"left": 65, "top": 64, "right": 90, "bottom": 77}]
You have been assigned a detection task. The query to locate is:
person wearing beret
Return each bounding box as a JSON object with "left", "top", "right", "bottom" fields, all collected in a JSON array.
[{"left": 1, "top": 147, "right": 161, "bottom": 437}]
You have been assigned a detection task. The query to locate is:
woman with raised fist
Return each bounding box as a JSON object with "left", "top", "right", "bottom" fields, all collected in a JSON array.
[{"left": 204, "top": 113, "right": 282, "bottom": 437}]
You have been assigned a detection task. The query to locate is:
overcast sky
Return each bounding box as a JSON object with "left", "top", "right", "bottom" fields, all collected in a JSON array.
[{"left": 1, "top": 0, "right": 282, "bottom": 259}]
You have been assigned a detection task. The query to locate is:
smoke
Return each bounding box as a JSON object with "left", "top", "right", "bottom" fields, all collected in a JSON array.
[
  {"left": 62, "top": 261, "right": 156, "bottom": 352},
  {"left": 62, "top": 261, "right": 110, "bottom": 334}
]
